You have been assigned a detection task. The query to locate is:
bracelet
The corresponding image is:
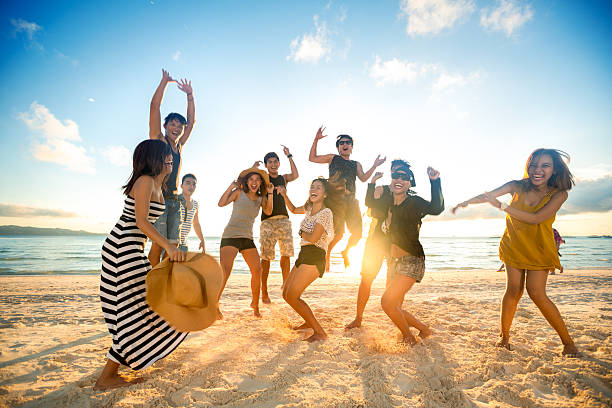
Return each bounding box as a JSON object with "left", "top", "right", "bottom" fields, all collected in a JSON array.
[{"left": 287, "top": 154, "right": 293, "bottom": 158}]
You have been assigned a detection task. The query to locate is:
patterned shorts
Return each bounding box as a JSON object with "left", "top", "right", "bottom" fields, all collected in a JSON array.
[
  {"left": 388, "top": 254, "right": 425, "bottom": 283},
  {"left": 259, "top": 217, "right": 294, "bottom": 261}
]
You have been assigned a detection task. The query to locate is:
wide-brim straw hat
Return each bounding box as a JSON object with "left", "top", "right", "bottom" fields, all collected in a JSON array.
[
  {"left": 146, "top": 252, "right": 223, "bottom": 332},
  {"left": 238, "top": 167, "right": 271, "bottom": 188}
]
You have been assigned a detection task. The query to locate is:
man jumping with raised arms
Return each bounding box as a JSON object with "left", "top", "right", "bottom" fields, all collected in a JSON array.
[
  {"left": 309, "top": 126, "right": 385, "bottom": 270},
  {"left": 148, "top": 68, "right": 196, "bottom": 266}
]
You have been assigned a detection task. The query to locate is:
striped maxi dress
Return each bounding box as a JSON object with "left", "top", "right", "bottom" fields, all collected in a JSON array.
[{"left": 100, "top": 196, "right": 187, "bottom": 370}]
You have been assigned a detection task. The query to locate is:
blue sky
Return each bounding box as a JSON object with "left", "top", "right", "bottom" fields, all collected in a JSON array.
[{"left": 1, "top": 0, "right": 611, "bottom": 236}]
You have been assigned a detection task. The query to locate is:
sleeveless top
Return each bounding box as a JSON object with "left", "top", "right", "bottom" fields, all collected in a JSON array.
[
  {"left": 329, "top": 155, "right": 357, "bottom": 194},
  {"left": 261, "top": 174, "right": 289, "bottom": 220},
  {"left": 499, "top": 189, "right": 561, "bottom": 271},
  {"left": 178, "top": 197, "right": 198, "bottom": 246},
  {"left": 222, "top": 191, "right": 262, "bottom": 239},
  {"left": 164, "top": 137, "right": 182, "bottom": 197}
]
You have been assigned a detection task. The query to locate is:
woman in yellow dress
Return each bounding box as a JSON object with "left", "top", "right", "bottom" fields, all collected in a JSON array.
[{"left": 452, "top": 148, "right": 579, "bottom": 357}]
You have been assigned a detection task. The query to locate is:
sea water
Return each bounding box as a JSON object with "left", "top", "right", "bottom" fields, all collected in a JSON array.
[{"left": 0, "top": 235, "right": 610, "bottom": 276}]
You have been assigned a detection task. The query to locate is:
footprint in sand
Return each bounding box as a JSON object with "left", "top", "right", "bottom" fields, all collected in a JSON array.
[{"left": 224, "top": 374, "right": 271, "bottom": 392}]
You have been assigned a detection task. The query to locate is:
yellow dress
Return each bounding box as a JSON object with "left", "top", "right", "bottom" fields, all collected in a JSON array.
[{"left": 499, "top": 189, "right": 561, "bottom": 271}]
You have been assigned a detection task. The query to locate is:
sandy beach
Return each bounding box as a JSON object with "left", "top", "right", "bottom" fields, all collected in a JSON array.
[{"left": 0, "top": 269, "right": 610, "bottom": 407}]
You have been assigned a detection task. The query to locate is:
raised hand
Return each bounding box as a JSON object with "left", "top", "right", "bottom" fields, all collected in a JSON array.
[
  {"left": 162, "top": 69, "right": 176, "bottom": 83},
  {"left": 374, "top": 155, "right": 386, "bottom": 167},
  {"left": 252, "top": 160, "right": 262, "bottom": 168},
  {"left": 177, "top": 78, "right": 193, "bottom": 95},
  {"left": 282, "top": 145, "right": 291, "bottom": 157},
  {"left": 275, "top": 185, "right": 287, "bottom": 196},
  {"left": 427, "top": 167, "right": 440, "bottom": 180},
  {"left": 451, "top": 201, "right": 468, "bottom": 214},
  {"left": 372, "top": 172, "right": 383, "bottom": 183},
  {"left": 315, "top": 126, "right": 327, "bottom": 141}
]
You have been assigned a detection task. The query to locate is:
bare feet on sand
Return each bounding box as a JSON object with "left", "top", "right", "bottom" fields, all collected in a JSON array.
[
  {"left": 262, "top": 293, "right": 272, "bottom": 304},
  {"left": 562, "top": 344, "right": 580, "bottom": 358},
  {"left": 293, "top": 322, "right": 310, "bottom": 330},
  {"left": 305, "top": 332, "right": 328, "bottom": 342},
  {"left": 250, "top": 302, "right": 262, "bottom": 318},
  {"left": 495, "top": 337, "right": 513, "bottom": 350},
  {"left": 345, "top": 318, "right": 362, "bottom": 330},
  {"left": 93, "top": 375, "right": 143, "bottom": 391},
  {"left": 418, "top": 327, "right": 433, "bottom": 339},
  {"left": 401, "top": 334, "right": 418, "bottom": 346}
]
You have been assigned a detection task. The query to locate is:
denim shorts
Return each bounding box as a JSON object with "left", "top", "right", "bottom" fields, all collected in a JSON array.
[
  {"left": 153, "top": 195, "right": 181, "bottom": 243},
  {"left": 388, "top": 254, "right": 425, "bottom": 283}
]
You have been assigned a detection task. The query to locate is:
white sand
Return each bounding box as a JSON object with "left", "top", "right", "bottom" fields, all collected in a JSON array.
[{"left": 0, "top": 269, "right": 611, "bottom": 407}]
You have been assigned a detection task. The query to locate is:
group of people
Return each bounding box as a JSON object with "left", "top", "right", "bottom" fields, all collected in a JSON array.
[{"left": 94, "top": 69, "right": 579, "bottom": 391}]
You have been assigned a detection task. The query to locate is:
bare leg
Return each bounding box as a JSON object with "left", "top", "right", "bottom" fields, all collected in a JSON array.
[
  {"left": 496, "top": 266, "right": 525, "bottom": 350},
  {"left": 526, "top": 270, "right": 578, "bottom": 356},
  {"left": 93, "top": 359, "right": 143, "bottom": 391},
  {"left": 346, "top": 246, "right": 384, "bottom": 329},
  {"left": 261, "top": 259, "right": 272, "bottom": 303},
  {"left": 242, "top": 248, "right": 263, "bottom": 317},
  {"left": 326, "top": 233, "right": 343, "bottom": 272},
  {"left": 341, "top": 229, "right": 362, "bottom": 268},
  {"left": 218, "top": 246, "right": 239, "bottom": 319},
  {"left": 381, "top": 275, "right": 428, "bottom": 345},
  {"left": 280, "top": 255, "right": 291, "bottom": 287},
  {"left": 283, "top": 264, "right": 326, "bottom": 341},
  {"left": 148, "top": 242, "right": 163, "bottom": 267},
  {"left": 346, "top": 276, "right": 375, "bottom": 329}
]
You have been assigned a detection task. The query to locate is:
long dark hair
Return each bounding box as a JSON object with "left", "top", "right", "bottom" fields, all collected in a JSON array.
[
  {"left": 520, "top": 148, "right": 575, "bottom": 192},
  {"left": 122, "top": 139, "right": 172, "bottom": 195}
]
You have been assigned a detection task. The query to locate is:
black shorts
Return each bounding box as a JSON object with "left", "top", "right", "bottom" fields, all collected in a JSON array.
[
  {"left": 220, "top": 237, "right": 256, "bottom": 252},
  {"left": 294, "top": 245, "right": 326, "bottom": 278},
  {"left": 334, "top": 196, "right": 362, "bottom": 237}
]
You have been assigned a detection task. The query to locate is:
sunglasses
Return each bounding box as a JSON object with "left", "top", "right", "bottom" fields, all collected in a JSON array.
[
  {"left": 338, "top": 140, "right": 352, "bottom": 146},
  {"left": 391, "top": 172, "right": 412, "bottom": 181},
  {"left": 165, "top": 161, "right": 173, "bottom": 166}
]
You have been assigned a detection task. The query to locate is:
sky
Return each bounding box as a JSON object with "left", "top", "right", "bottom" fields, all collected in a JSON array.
[{"left": 0, "top": 0, "right": 611, "bottom": 237}]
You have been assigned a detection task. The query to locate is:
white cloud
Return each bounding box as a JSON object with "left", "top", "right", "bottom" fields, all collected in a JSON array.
[
  {"left": 400, "top": 0, "right": 475, "bottom": 37},
  {"left": 100, "top": 145, "right": 131, "bottom": 168},
  {"left": 287, "top": 15, "right": 331, "bottom": 64},
  {"left": 369, "top": 56, "right": 439, "bottom": 87},
  {"left": 88, "top": 98, "right": 95, "bottom": 103},
  {"left": 339, "top": 5, "right": 348, "bottom": 23},
  {"left": 480, "top": 0, "right": 533, "bottom": 36},
  {"left": 18, "top": 102, "right": 95, "bottom": 174},
  {"left": 55, "top": 50, "right": 79, "bottom": 67},
  {"left": 173, "top": 50, "right": 181, "bottom": 61},
  {"left": 433, "top": 71, "right": 480, "bottom": 92},
  {"left": 10, "top": 18, "right": 43, "bottom": 50}
]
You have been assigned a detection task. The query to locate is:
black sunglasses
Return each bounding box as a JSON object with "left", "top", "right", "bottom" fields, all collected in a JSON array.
[
  {"left": 338, "top": 140, "right": 352, "bottom": 146},
  {"left": 391, "top": 172, "right": 412, "bottom": 181}
]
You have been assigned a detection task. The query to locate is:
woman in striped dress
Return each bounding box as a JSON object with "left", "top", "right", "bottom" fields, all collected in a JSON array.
[{"left": 95, "top": 139, "right": 187, "bottom": 390}]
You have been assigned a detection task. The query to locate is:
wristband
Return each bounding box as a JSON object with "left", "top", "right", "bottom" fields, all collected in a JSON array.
[{"left": 287, "top": 154, "right": 293, "bottom": 158}]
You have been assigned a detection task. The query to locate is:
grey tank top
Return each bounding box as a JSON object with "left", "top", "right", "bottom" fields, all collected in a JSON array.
[{"left": 222, "top": 191, "right": 262, "bottom": 239}]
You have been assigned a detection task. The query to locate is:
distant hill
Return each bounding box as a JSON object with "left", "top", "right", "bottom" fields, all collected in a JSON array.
[{"left": 0, "top": 225, "right": 104, "bottom": 236}]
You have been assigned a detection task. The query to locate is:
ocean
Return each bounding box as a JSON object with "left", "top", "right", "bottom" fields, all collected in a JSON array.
[{"left": 0, "top": 235, "right": 610, "bottom": 276}]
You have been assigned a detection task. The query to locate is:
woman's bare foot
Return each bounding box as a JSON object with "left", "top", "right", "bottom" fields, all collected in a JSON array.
[
  {"left": 345, "top": 318, "right": 362, "bottom": 330},
  {"left": 262, "top": 293, "right": 272, "bottom": 304},
  {"left": 495, "top": 337, "right": 512, "bottom": 350},
  {"left": 250, "top": 302, "right": 261, "bottom": 317},
  {"left": 562, "top": 343, "right": 580, "bottom": 358},
  {"left": 93, "top": 375, "right": 143, "bottom": 391},
  {"left": 418, "top": 327, "right": 433, "bottom": 339},
  {"left": 305, "top": 332, "right": 328, "bottom": 342},
  {"left": 292, "top": 322, "right": 310, "bottom": 330},
  {"left": 401, "top": 334, "right": 418, "bottom": 346}
]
